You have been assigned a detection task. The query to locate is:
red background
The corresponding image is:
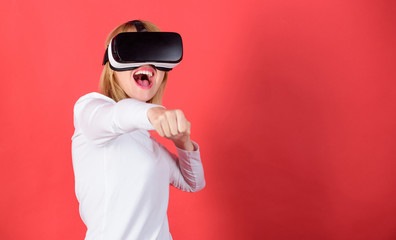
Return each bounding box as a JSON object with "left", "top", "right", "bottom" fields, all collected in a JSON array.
[{"left": 1, "top": 0, "right": 395, "bottom": 239}]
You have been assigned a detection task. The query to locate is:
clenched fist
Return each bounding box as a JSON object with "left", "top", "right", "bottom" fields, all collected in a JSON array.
[{"left": 147, "top": 107, "right": 195, "bottom": 151}]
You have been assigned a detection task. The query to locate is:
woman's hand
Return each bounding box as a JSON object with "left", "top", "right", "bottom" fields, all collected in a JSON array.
[{"left": 147, "top": 107, "right": 195, "bottom": 151}]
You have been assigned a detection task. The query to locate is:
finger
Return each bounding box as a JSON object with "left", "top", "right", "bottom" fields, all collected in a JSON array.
[
  {"left": 186, "top": 121, "right": 191, "bottom": 135},
  {"left": 176, "top": 110, "right": 187, "bottom": 133},
  {"left": 152, "top": 122, "right": 164, "bottom": 137},
  {"left": 167, "top": 111, "right": 179, "bottom": 136},
  {"left": 161, "top": 118, "right": 172, "bottom": 138}
]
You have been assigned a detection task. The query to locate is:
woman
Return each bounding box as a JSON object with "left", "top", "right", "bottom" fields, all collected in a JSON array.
[{"left": 72, "top": 20, "right": 206, "bottom": 240}]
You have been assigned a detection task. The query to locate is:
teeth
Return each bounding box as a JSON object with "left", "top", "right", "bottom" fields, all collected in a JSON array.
[{"left": 134, "top": 70, "right": 153, "bottom": 77}]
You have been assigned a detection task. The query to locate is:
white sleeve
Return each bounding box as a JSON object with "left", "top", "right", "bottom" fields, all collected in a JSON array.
[
  {"left": 73, "top": 93, "right": 163, "bottom": 145},
  {"left": 166, "top": 141, "right": 206, "bottom": 192}
]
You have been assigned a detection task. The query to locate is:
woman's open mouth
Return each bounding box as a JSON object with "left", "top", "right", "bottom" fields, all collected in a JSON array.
[{"left": 133, "top": 67, "right": 155, "bottom": 89}]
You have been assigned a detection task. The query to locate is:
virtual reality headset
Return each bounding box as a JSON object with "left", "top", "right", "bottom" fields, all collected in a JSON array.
[{"left": 102, "top": 31, "right": 183, "bottom": 71}]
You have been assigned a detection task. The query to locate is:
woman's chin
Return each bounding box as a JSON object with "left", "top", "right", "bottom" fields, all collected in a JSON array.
[
  {"left": 128, "top": 93, "right": 153, "bottom": 102},
  {"left": 125, "top": 85, "right": 157, "bottom": 102}
]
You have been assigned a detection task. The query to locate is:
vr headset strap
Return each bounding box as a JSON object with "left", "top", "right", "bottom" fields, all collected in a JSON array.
[
  {"left": 129, "top": 20, "right": 147, "bottom": 32},
  {"left": 103, "top": 49, "right": 109, "bottom": 65},
  {"left": 102, "top": 20, "right": 147, "bottom": 65}
]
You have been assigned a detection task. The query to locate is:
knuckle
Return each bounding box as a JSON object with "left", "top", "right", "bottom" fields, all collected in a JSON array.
[{"left": 175, "top": 109, "right": 184, "bottom": 116}]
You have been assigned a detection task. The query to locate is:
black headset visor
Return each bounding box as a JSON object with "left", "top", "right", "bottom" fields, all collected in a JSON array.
[{"left": 103, "top": 32, "right": 183, "bottom": 71}]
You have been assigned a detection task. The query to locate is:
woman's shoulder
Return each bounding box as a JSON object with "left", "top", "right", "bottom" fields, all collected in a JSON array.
[
  {"left": 73, "top": 92, "right": 116, "bottom": 115},
  {"left": 76, "top": 92, "right": 116, "bottom": 104}
]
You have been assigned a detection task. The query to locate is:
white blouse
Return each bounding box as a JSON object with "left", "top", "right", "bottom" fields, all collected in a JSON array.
[{"left": 72, "top": 92, "right": 205, "bottom": 240}]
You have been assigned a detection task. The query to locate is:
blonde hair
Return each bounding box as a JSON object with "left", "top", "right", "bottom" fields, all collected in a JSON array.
[{"left": 99, "top": 20, "right": 168, "bottom": 104}]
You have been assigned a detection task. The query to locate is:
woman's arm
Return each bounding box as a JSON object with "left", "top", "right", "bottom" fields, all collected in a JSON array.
[
  {"left": 164, "top": 141, "right": 206, "bottom": 192},
  {"left": 147, "top": 107, "right": 206, "bottom": 192},
  {"left": 73, "top": 93, "right": 163, "bottom": 145}
]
